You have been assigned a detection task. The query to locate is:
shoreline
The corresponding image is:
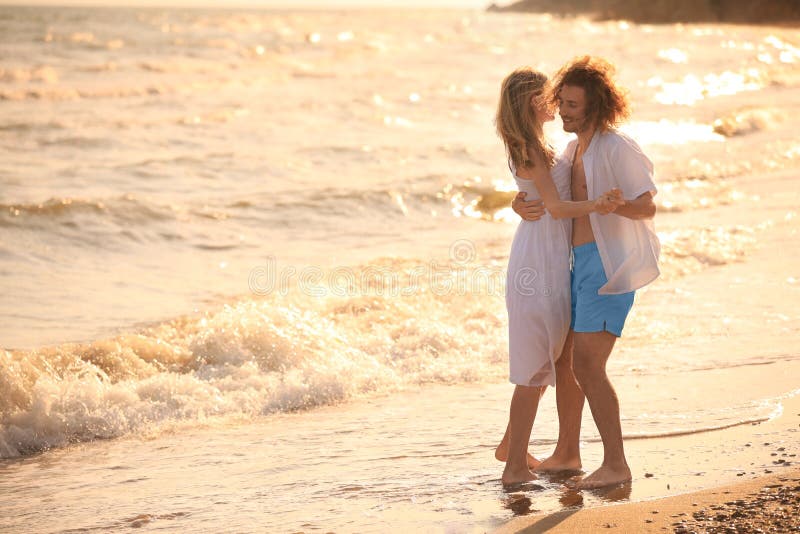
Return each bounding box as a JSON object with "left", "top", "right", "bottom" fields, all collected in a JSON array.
[
  {"left": 495, "top": 391, "right": 800, "bottom": 533},
  {"left": 496, "top": 467, "right": 800, "bottom": 533}
]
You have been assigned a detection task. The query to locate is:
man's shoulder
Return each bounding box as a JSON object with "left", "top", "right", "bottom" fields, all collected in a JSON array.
[
  {"left": 598, "top": 128, "right": 636, "bottom": 146},
  {"left": 597, "top": 128, "right": 647, "bottom": 156}
]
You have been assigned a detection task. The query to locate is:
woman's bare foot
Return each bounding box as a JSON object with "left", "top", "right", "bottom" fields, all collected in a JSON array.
[
  {"left": 534, "top": 452, "right": 582, "bottom": 473},
  {"left": 570, "top": 464, "right": 631, "bottom": 489},
  {"left": 501, "top": 465, "right": 538, "bottom": 486},
  {"left": 495, "top": 442, "right": 541, "bottom": 469}
]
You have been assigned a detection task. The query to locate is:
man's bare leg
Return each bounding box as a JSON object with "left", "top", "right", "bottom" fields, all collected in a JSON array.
[
  {"left": 495, "top": 386, "right": 546, "bottom": 469},
  {"left": 502, "top": 384, "right": 544, "bottom": 485},
  {"left": 535, "top": 330, "right": 584, "bottom": 473},
  {"left": 571, "top": 330, "right": 631, "bottom": 489}
]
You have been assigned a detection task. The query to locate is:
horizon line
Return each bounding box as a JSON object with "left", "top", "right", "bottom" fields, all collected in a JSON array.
[{"left": 0, "top": 1, "right": 497, "bottom": 8}]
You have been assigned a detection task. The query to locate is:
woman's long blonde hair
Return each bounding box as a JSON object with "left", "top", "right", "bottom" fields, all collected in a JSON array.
[{"left": 495, "top": 67, "right": 555, "bottom": 171}]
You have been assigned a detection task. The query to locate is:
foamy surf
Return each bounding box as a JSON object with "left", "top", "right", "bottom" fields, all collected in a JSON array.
[
  {"left": 0, "top": 223, "right": 782, "bottom": 459},
  {"left": 0, "top": 270, "right": 510, "bottom": 458}
]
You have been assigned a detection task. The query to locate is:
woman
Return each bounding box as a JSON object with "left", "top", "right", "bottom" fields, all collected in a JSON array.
[{"left": 492, "top": 67, "right": 622, "bottom": 485}]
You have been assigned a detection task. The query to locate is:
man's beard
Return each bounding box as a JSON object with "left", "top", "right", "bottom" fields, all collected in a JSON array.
[{"left": 561, "top": 115, "right": 591, "bottom": 133}]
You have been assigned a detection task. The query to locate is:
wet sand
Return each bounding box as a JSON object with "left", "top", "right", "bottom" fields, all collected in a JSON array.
[
  {"left": 497, "top": 467, "right": 800, "bottom": 533},
  {"left": 496, "top": 373, "right": 800, "bottom": 533}
]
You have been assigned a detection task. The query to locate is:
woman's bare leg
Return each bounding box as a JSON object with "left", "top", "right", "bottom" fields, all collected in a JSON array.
[
  {"left": 495, "top": 387, "right": 546, "bottom": 468},
  {"left": 502, "top": 384, "right": 545, "bottom": 485}
]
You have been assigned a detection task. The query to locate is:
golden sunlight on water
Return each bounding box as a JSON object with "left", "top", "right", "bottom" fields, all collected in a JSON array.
[
  {"left": 649, "top": 68, "right": 767, "bottom": 106},
  {"left": 657, "top": 47, "right": 688, "bottom": 63}
]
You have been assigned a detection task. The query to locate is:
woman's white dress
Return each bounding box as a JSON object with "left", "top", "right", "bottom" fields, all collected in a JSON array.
[{"left": 506, "top": 156, "right": 572, "bottom": 387}]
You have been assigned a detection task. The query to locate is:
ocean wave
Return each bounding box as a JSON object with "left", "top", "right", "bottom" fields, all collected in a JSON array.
[
  {"left": 0, "top": 65, "right": 59, "bottom": 84},
  {"left": 0, "top": 78, "right": 231, "bottom": 102},
  {"left": 42, "top": 30, "right": 126, "bottom": 51},
  {"left": 0, "top": 225, "right": 763, "bottom": 458},
  {"left": 0, "top": 261, "right": 509, "bottom": 458},
  {"left": 0, "top": 120, "right": 68, "bottom": 132},
  {"left": 0, "top": 196, "right": 173, "bottom": 225},
  {"left": 77, "top": 61, "right": 119, "bottom": 73},
  {"left": 2, "top": 175, "right": 736, "bottom": 239},
  {"left": 0, "top": 85, "right": 166, "bottom": 102},
  {"left": 38, "top": 135, "right": 113, "bottom": 148},
  {"left": 0, "top": 191, "right": 265, "bottom": 230},
  {"left": 622, "top": 392, "right": 800, "bottom": 440},
  {"left": 340, "top": 181, "right": 531, "bottom": 223},
  {"left": 712, "top": 108, "right": 784, "bottom": 137},
  {"left": 0, "top": 194, "right": 261, "bottom": 252},
  {"left": 239, "top": 186, "right": 450, "bottom": 220},
  {"left": 456, "top": 189, "right": 518, "bottom": 222},
  {"left": 0, "top": 187, "right": 445, "bottom": 245},
  {"left": 657, "top": 225, "right": 758, "bottom": 278},
  {"left": 622, "top": 415, "right": 771, "bottom": 440},
  {"left": 655, "top": 178, "right": 743, "bottom": 213}
]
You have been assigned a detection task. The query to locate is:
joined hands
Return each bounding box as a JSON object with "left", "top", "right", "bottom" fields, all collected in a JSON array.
[
  {"left": 594, "top": 188, "right": 625, "bottom": 215},
  {"left": 511, "top": 188, "right": 625, "bottom": 221}
]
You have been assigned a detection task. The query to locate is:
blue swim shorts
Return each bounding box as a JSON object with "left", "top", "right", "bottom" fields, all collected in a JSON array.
[{"left": 570, "top": 242, "right": 635, "bottom": 337}]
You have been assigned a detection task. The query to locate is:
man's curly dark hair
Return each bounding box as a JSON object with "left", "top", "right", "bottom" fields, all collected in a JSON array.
[{"left": 550, "top": 56, "right": 631, "bottom": 132}]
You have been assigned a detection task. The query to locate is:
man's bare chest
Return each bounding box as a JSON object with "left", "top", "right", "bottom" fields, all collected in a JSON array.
[{"left": 571, "top": 159, "right": 588, "bottom": 201}]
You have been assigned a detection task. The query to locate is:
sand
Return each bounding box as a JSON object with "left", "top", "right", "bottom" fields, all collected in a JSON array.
[
  {"left": 496, "top": 467, "right": 800, "bottom": 533},
  {"left": 495, "top": 389, "right": 800, "bottom": 533}
]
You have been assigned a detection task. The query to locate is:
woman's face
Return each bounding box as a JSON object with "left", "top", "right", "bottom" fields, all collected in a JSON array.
[{"left": 532, "top": 92, "right": 555, "bottom": 124}]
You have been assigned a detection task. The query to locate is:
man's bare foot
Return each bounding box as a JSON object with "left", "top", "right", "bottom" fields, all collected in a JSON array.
[
  {"left": 495, "top": 443, "right": 541, "bottom": 469},
  {"left": 570, "top": 464, "right": 631, "bottom": 489},
  {"left": 501, "top": 465, "right": 538, "bottom": 486},
  {"left": 534, "top": 453, "right": 582, "bottom": 473}
]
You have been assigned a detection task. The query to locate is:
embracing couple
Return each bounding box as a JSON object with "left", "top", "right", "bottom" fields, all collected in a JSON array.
[{"left": 493, "top": 56, "right": 660, "bottom": 489}]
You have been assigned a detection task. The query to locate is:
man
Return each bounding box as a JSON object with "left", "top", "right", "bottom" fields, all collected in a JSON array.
[{"left": 512, "top": 56, "right": 660, "bottom": 489}]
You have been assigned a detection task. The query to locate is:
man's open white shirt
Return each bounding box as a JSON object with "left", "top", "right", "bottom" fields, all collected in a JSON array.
[{"left": 564, "top": 129, "right": 661, "bottom": 295}]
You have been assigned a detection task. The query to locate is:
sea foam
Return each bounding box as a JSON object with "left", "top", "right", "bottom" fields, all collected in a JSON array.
[{"left": 0, "top": 263, "right": 508, "bottom": 458}]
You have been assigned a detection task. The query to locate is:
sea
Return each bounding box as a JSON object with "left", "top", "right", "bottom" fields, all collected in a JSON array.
[{"left": 1, "top": 5, "right": 800, "bottom": 533}]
